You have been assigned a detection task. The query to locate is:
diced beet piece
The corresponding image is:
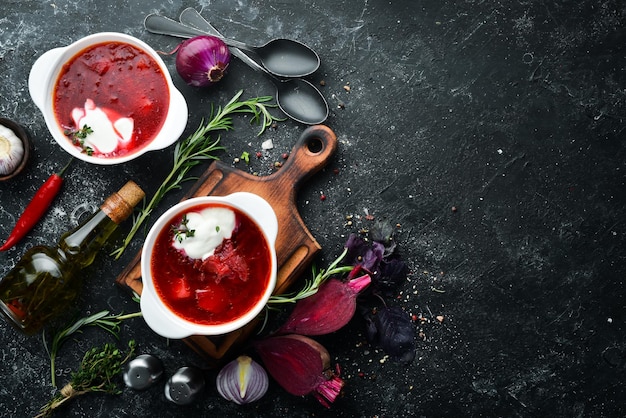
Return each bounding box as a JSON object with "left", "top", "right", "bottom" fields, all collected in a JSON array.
[
  {"left": 171, "top": 277, "right": 192, "bottom": 299},
  {"left": 196, "top": 286, "right": 230, "bottom": 313}
]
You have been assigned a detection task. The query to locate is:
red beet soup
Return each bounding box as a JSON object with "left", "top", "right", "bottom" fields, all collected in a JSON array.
[
  {"left": 150, "top": 203, "right": 272, "bottom": 325},
  {"left": 53, "top": 41, "right": 169, "bottom": 158}
]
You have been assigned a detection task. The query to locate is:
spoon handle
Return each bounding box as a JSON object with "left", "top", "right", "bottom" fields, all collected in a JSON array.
[
  {"left": 143, "top": 13, "right": 270, "bottom": 78},
  {"left": 178, "top": 9, "right": 264, "bottom": 75},
  {"left": 143, "top": 14, "right": 200, "bottom": 39}
]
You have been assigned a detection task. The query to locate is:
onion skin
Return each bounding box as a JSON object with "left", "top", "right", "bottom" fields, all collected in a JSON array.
[
  {"left": 216, "top": 355, "right": 268, "bottom": 405},
  {"left": 254, "top": 334, "right": 344, "bottom": 408},
  {"left": 175, "top": 36, "right": 230, "bottom": 87},
  {"left": 277, "top": 274, "right": 371, "bottom": 336}
]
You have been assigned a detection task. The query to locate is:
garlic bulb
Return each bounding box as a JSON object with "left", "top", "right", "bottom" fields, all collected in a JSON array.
[
  {"left": 0, "top": 124, "right": 24, "bottom": 175},
  {"left": 216, "top": 355, "right": 268, "bottom": 405}
]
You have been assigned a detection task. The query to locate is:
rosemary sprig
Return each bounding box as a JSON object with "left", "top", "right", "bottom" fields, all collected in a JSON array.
[
  {"left": 43, "top": 310, "right": 142, "bottom": 387},
  {"left": 267, "top": 247, "right": 353, "bottom": 305},
  {"left": 111, "top": 90, "right": 281, "bottom": 259},
  {"left": 36, "top": 340, "right": 136, "bottom": 418}
]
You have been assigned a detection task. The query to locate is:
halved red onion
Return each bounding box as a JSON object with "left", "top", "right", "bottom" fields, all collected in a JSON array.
[{"left": 216, "top": 355, "right": 268, "bottom": 405}]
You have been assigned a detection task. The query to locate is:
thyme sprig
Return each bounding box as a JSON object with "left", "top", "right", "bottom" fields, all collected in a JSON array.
[
  {"left": 111, "top": 90, "right": 281, "bottom": 259},
  {"left": 64, "top": 124, "right": 94, "bottom": 156},
  {"left": 36, "top": 340, "right": 136, "bottom": 418},
  {"left": 172, "top": 214, "right": 195, "bottom": 243},
  {"left": 43, "top": 310, "right": 142, "bottom": 387},
  {"left": 267, "top": 248, "right": 353, "bottom": 306}
]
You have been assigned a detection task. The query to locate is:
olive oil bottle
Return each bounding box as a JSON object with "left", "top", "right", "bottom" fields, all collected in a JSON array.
[{"left": 0, "top": 180, "right": 144, "bottom": 334}]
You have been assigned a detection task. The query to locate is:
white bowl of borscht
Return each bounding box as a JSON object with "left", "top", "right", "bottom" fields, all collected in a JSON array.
[
  {"left": 28, "top": 32, "right": 188, "bottom": 165},
  {"left": 140, "top": 192, "right": 279, "bottom": 339}
]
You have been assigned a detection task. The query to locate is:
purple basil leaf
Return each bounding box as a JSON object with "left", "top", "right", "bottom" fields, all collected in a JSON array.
[
  {"left": 364, "top": 306, "right": 416, "bottom": 364},
  {"left": 344, "top": 234, "right": 384, "bottom": 273},
  {"left": 345, "top": 234, "right": 368, "bottom": 264},
  {"left": 374, "top": 258, "right": 409, "bottom": 292},
  {"left": 362, "top": 241, "right": 384, "bottom": 271},
  {"left": 370, "top": 220, "right": 397, "bottom": 256}
]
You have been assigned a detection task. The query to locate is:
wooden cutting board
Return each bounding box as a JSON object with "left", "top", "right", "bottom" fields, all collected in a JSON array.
[{"left": 115, "top": 124, "right": 337, "bottom": 366}]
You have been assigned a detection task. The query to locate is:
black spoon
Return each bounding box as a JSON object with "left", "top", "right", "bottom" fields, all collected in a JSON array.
[{"left": 144, "top": 13, "right": 328, "bottom": 125}]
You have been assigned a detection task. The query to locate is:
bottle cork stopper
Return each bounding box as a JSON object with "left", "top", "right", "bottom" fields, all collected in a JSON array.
[{"left": 101, "top": 180, "right": 145, "bottom": 224}]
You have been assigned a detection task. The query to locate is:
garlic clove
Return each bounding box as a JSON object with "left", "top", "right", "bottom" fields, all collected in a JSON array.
[
  {"left": 216, "top": 355, "right": 268, "bottom": 405},
  {"left": 0, "top": 118, "right": 30, "bottom": 180}
]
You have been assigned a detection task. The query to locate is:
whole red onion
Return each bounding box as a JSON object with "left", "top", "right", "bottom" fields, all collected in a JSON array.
[{"left": 175, "top": 35, "right": 230, "bottom": 87}]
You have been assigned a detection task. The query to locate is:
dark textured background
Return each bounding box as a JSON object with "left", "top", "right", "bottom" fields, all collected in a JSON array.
[{"left": 1, "top": 1, "right": 625, "bottom": 417}]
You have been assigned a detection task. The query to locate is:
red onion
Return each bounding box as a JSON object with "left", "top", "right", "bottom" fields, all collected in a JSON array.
[
  {"left": 277, "top": 274, "right": 371, "bottom": 336},
  {"left": 175, "top": 35, "right": 230, "bottom": 87},
  {"left": 216, "top": 355, "right": 268, "bottom": 404},
  {"left": 254, "top": 334, "right": 344, "bottom": 408}
]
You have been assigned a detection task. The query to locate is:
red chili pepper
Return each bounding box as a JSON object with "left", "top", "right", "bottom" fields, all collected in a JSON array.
[{"left": 0, "top": 158, "right": 73, "bottom": 251}]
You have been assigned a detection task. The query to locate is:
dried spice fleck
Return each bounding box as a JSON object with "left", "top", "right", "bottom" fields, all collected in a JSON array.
[
  {"left": 319, "top": 80, "right": 326, "bottom": 86},
  {"left": 282, "top": 152, "right": 289, "bottom": 160},
  {"left": 320, "top": 194, "right": 327, "bottom": 201}
]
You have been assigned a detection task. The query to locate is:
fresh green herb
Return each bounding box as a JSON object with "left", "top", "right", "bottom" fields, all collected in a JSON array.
[
  {"left": 216, "top": 225, "right": 221, "bottom": 233},
  {"left": 64, "top": 125, "right": 94, "bottom": 156},
  {"left": 36, "top": 340, "right": 136, "bottom": 418},
  {"left": 267, "top": 248, "right": 353, "bottom": 305},
  {"left": 172, "top": 214, "right": 196, "bottom": 243},
  {"left": 43, "top": 310, "right": 142, "bottom": 387},
  {"left": 111, "top": 90, "right": 282, "bottom": 259},
  {"left": 240, "top": 151, "right": 250, "bottom": 164}
]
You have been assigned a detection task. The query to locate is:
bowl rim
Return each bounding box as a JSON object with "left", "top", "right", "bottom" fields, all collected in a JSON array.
[
  {"left": 28, "top": 32, "right": 188, "bottom": 165},
  {"left": 140, "top": 193, "right": 278, "bottom": 338}
]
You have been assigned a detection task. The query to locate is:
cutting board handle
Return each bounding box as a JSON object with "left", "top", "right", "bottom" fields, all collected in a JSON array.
[{"left": 274, "top": 124, "right": 337, "bottom": 188}]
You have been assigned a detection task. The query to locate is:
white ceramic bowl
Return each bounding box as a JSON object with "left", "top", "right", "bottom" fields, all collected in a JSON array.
[
  {"left": 28, "top": 32, "right": 188, "bottom": 165},
  {"left": 140, "top": 192, "right": 278, "bottom": 339}
]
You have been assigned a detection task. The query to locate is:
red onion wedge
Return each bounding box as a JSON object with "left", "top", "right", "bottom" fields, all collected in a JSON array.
[
  {"left": 216, "top": 355, "right": 268, "bottom": 405},
  {"left": 254, "top": 334, "right": 344, "bottom": 408},
  {"left": 175, "top": 35, "right": 230, "bottom": 87},
  {"left": 277, "top": 274, "right": 371, "bottom": 336}
]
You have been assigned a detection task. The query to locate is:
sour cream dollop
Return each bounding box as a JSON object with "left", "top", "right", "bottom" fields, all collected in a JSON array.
[
  {"left": 71, "top": 99, "right": 133, "bottom": 154},
  {"left": 173, "top": 207, "right": 236, "bottom": 260}
]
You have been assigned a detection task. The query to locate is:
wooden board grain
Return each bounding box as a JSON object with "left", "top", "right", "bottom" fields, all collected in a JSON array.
[{"left": 115, "top": 125, "right": 337, "bottom": 366}]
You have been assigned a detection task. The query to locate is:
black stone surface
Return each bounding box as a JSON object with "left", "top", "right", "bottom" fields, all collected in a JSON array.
[{"left": 1, "top": 1, "right": 625, "bottom": 417}]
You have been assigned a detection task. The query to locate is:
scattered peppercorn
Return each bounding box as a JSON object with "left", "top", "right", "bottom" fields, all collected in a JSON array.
[
  {"left": 319, "top": 80, "right": 326, "bottom": 86},
  {"left": 255, "top": 151, "right": 263, "bottom": 159},
  {"left": 282, "top": 152, "right": 289, "bottom": 160},
  {"left": 320, "top": 194, "right": 327, "bottom": 201}
]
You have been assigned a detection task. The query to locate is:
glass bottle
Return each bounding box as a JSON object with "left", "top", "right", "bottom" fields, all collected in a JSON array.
[{"left": 0, "top": 180, "right": 144, "bottom": 334}]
